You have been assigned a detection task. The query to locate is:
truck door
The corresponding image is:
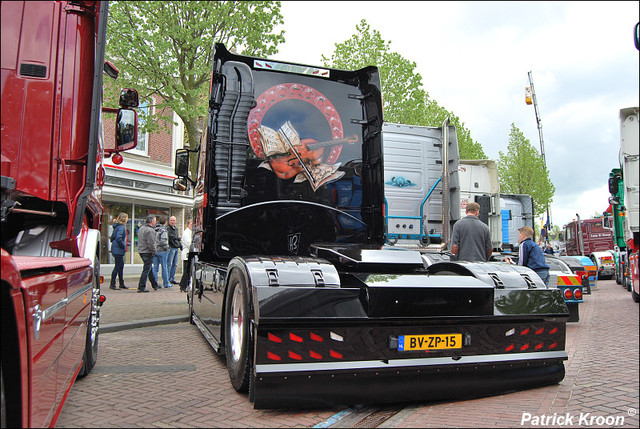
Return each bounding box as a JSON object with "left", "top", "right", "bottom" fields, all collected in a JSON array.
[{"left": 24, "top": 273, "right": 66, "bottom": 427}]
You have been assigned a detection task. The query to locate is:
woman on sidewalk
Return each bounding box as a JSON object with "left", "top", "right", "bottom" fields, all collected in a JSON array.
[{"left": 109, "top": 213, "right": 129, "bottom": 289}]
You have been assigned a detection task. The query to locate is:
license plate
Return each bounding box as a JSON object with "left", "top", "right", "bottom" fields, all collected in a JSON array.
[{"left": 398, "top": 334, "right": 462, "bottom": 351}]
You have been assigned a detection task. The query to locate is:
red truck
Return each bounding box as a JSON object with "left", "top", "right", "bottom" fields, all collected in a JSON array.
[
  {"left": 1, "top": 1, "right": 137, "bottom": 427},
  {"left": 563, "top": 215, "right": 615, "bottom": 279}
]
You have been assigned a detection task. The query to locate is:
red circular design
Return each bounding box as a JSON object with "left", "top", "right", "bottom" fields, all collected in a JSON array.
[{"left": 247, "top": 83, "right": 344, "bottom": 164}]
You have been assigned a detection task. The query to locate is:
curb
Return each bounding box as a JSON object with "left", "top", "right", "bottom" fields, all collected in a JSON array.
[{"left": 101, "top": 315, "right": 189, "bottom": 333}]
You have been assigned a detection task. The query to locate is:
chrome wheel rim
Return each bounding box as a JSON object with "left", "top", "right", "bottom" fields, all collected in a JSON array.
[{"left": 229, "top": 284, "right": 244, "bottom": 362}]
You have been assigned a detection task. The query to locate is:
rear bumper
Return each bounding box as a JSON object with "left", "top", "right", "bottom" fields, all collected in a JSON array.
[
  {"left": 252, "top": 353, "right": 566, "bottom": 408},
  {"left": 599, "top": 267, "right": 615, "bottom": 277}
]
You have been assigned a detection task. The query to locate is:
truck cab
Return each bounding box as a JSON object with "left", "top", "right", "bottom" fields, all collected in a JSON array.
[
  {"left": 174, "top": 43, "right": 569, "bottom": 410},
  {"left": 1, "top": 2, "right": 137, "bottom": 426}
]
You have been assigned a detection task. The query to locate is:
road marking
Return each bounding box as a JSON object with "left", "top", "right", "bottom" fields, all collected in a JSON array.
[{"left": 313, "top": 408, "right": 356, "bottom": 428}]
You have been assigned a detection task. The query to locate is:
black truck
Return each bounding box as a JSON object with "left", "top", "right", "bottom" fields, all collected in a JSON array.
[{"left": 173, "top": 44, "right": 569, "bottom": 409}]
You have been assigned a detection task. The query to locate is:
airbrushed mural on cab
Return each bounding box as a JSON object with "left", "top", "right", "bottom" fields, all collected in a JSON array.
[{"left": 247, "top": 83, "right": 358, "bottom": 192}]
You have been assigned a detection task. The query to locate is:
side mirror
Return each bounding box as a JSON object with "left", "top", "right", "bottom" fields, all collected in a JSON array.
[
  {"left": 173, "top": 177, "right": 190, "bottom": 192},
  {"left": 175, "top": 148, "right": 190, "bottom": 178},
  {"left": 116, "top": 109, "right": 138, "bottom": 151},
  {"left": 603, "top": 216, "right": 610, "bottom": 228},
  {"left": 104, "top": 61, "right": 119, "bottom": 80},
  {"left": 608, "top": 176, "right": 619, "bottom": 195},
  {"left": 119, "top": 88, "right": 139, "bottom": 108}
]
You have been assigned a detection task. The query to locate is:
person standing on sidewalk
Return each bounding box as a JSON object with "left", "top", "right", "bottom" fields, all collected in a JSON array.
[
  {"left": 109, "top": 213, "right": 129, "bottom": 290},
  {"left": 179, "top": 218, "right": 192, "bottom": 292},
  {"left": 152, "top": 215, "right": 171, "bottom": 288},
  {"left": 450, "top": 202, "right": 493, "bottom": 262},
  {"left": 167, "top": 216, "right": 182, "bottom": 287},
  {"left": 138, "top": 214, "right": 160, "bottom": 293}
]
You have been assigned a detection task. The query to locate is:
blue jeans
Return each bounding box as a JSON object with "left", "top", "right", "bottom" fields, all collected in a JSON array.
[
  {"left": 138, "top": 253, "right": 159, "bottom": 291},
  {"left": 153, "top": 250, "right": 170, "bottom": 287},
  {"left": 111, "top": 254, "right": 125, "bottom": 286},
  {"left": 168, "top": 247, "right": 180, "bottom": 283},
  {"left": 535, "top": 269, "right": 551, "bottom": 287}
]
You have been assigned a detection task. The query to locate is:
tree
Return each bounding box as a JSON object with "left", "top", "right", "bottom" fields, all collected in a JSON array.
[
  {"left": 497, "top": 123, "right": 555, "bottom": 215},
  {"left": 105, "top": 1, "right": 284, "bottom": 150},
  {"left": 321, "top": 19, "right": 486, "bottom": 159}
]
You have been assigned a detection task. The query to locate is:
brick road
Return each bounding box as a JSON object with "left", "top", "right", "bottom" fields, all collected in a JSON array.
[{"left": 56, "top": 279, "right": 639, "bottom": 428}]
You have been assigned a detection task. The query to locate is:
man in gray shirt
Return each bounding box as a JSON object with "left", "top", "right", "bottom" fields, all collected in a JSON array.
[
  {"left": 137, "top": 214, "right": 160, "bottom": 292},
  {"left": 450, "top": 202, "right": 493, "bottom": 262}
]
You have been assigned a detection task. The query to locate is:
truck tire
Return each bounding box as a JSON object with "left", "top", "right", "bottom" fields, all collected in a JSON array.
[
  {"left": 224, "top": 269, "right": 253, "bottom": 393},
  {"left": 632, "top": 287, "right": 640, "bottom": 303},
  {"left": 79, "top": 257, "right": 100, "bottom": 378}
]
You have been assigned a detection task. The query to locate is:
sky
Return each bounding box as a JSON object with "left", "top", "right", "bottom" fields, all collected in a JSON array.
[{"left": 271, "top": 1, "right": 639, "bottom": 229}]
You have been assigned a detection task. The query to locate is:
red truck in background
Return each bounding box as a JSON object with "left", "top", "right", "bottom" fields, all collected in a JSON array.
[
  {"left": 563, "top": 215, "right": 615, "bottom": 279},
  {"left": 1, "top": 1, "right": 138, "bottom": 427}
]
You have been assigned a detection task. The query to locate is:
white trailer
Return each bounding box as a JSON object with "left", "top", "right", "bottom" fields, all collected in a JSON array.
[
  {"left": 383, "top": 122, "right": 460, "bottom": 248},
  {"left": 619, "top": 107, "right": 639, "bottom": 301},
  {"left": 621, "top": 107, "right": 639, "bottom": 242},
  {"left": 458, "top": 160, "right": 534, "bottom": 251}
]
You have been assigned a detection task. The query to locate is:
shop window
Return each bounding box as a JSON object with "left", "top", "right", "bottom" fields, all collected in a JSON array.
[
  {"left": 132, "top": 205, "right": 170, "bottom": 264},
  {"left": 101, "top": 203, "right": 133, "bottom": 266}
]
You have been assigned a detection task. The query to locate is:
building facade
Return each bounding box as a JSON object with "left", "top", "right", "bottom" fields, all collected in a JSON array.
[{"left": 102, "top": 100, "right": 193, "bottom": 276}]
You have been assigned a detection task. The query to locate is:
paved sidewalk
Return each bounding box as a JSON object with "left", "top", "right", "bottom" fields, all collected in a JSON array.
[{"left": 99, "top": 275, "right": 189, "bottom": 332}]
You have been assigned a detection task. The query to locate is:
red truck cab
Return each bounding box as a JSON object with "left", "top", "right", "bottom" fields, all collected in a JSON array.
[{"left": 1, "top": 2, "right": 137, "bottom": 427}]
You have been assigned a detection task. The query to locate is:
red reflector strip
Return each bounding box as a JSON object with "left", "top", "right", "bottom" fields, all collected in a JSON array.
[
  {"left": 310, "top": 332, "right": 323, "bottom": 342},
  {"left": 549, "top": 327, "right": 558, "bottom": 334},
  {"left": 309, "top": 350, "right": 322, "bottom": 360},
  {"left": 330, "top": 350, "right": 343, "bottom": 359},
  {"left": 268, "top": 333, "right": 282, "bottom": 343},
  {"left": 535, "top": 342, "right": 544, "bottom": 350},
  {"left": 520, "top": 343, "right": 530, "bottom": 351},
  {"left": 549, "top": 342, "right": 558, "bottom": 349},
  {"left": 289, "top": 351, "right": 302, "bottom": 360},
  {"left": 506, "top": 344, "right": 515, "bottom": 352},
  {"left": 520, "top": 328, "right": 530, "bottom": 335},
  {"left": 535, "top": 328, "right": 544, "bottom": 335},
  {"left": 289, "top": 333, "right": 303, "bottom": 343},
  {"left": 267, "top": 352, "right": 281, "bottom": 361}
]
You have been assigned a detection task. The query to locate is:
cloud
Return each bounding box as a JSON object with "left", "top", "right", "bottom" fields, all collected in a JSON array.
[
  {"left": 551, "top": 184, "right": 611, "bottom": 227},
  {"left": 274, "top": 1, "right": 639, "bottom": 230}
]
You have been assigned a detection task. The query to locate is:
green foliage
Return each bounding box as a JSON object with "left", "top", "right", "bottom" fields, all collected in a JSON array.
[
  {"left": 497, "top": 123, "right": 555, "bottom": 215},
  {"left": 321, "top": 20, "right": 486, "bottom": 160},
  {"left": 105, "top": 1, "right": 284, "bottom": 149}
]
